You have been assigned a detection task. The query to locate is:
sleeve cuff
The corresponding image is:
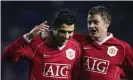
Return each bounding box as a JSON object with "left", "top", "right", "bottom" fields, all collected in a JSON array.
[{"left": 23, "top": 33, "right": 32, "bottom": 43}]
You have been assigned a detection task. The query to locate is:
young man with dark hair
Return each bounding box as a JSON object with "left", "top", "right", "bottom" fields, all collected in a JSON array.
[
  {"left": 41, "top": 6, "right": 133, "bottom": 80},
  {"left": 73, "top": 6, "right": 133, "bottom": 80},
  {"left": 2, "top": 9, "right": 81, "bottom": 80}
]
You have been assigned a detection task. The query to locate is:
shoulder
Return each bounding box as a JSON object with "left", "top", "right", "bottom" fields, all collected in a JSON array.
[
  {"left": 69, "top": 38, "right": 81, "bottom": 48},
  {"left": 67, "top": 38, "right": 82, "bottom": 53},
  {"left": 112, "top": 37, "right": 131, "bottom": 48},
  {"left": 112, "top": 37, "right": 132, "bottom": 55},
  {"left": 29, "top": 35, "right": 45, "bottom": 49},
  {"left": 68, "top": 38, "right": 82, "bottom": 58}
]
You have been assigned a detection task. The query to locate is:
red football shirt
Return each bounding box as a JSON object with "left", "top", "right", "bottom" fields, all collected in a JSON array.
[
  {"left": 2, "top": 35, "right": 82, "bottom": 80},
  {"left": 73, "top": 33, "right": 133, "bottom": 80}
]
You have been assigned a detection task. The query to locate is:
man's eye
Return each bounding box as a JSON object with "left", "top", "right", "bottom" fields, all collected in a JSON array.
[
  {"left": 68, "top": 31, "right": 73, "bottom": 33},
  {"left": 93, "top": 20, "right": 99, "bottom": 24},
  {"left": 59, "top": 30, "right": 66, "bottom": 33}
]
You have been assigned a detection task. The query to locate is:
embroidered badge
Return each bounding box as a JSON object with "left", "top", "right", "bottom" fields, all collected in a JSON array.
[
  {"left": 66, "top": 49, "right": 75, "bottom": 60},
  {"left": 107, "top": 46, "right": 118, "bottom": 57}
]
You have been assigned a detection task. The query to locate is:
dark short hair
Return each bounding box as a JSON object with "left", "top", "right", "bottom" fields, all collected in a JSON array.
[
  {"left": 88, "top": 6, "right": 111, "bottom": 21},
  {"left": 53, "top": 9, "right": 76, "bottom": 28}
]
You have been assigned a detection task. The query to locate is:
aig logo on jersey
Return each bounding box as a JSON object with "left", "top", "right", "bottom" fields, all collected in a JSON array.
[
  {"left": 107, "top": 46, "right": 118, "bottom": 57},
  {"left": 66, "top": 49, "right": 75, "bottom": 60},
  {"left": 84, "top": 56, "right": 110, "bottom": 74},
  {"left": 43, "top": 63, "right": 71, "bottom": 78}
]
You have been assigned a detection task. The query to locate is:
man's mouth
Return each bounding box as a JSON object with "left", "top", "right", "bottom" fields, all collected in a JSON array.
[{"left": 90, "top": 30, "right": 97, "bottom": 33}]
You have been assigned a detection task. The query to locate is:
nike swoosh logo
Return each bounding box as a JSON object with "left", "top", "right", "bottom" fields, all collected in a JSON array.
[
  {"left": 83, "top": 47, "right": 92, "bottom": 49},
  {"left": 43, "top": 54, "right": 50, "bottom": 57}
]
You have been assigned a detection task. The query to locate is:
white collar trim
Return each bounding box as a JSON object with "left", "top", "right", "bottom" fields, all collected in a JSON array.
[
  {"left": 57, "top": 45, "right": 65, "bottom": 50},
  {"left": 95, "top": 33, "right": 113, "bottom": 45}
]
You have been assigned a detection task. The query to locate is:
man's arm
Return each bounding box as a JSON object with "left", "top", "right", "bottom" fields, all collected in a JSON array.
[
  {"left": 2, "top": 21, "right": 49, "bottom": 61},
  {"left": 2, "top": 36, "right": 32, "bottom": 61},
  {"left": 122, "top": 43, "right": 133, "bottom": 80}
]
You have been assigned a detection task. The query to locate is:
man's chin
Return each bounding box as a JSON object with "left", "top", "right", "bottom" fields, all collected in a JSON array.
[
  {"left": 61, "top": 41, "right": 68, "bottom": 45},
  {"left": 58, "top": 41, "right": 67, "bottom": 46},
  {"left": 90, "top": 33, "right": 97, "bottom": 37}
]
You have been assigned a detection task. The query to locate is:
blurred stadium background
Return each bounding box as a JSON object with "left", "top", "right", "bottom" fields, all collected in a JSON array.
[{"left": 1, "top": 1, "right": 133, "bottom": 80}]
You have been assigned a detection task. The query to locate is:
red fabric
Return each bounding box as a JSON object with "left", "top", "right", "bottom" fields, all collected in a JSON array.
[
  {"left": 2, "top": 35, "right": 82, "bottom": 80},
  {"left": 73, "top": 33, "right": 133, "bottom": 80}
]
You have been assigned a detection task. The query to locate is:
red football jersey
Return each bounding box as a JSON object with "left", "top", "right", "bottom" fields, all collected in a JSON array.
[
  {"left": 73, "top": 33, "right": 133, "bottom": 80},
  {"left": 2, "top": 35, "right": 82, "bottom": 80}
]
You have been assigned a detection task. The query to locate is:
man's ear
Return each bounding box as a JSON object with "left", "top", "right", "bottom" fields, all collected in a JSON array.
[{"left": 106, "top": 20, "right": 111, "bottom": 28}]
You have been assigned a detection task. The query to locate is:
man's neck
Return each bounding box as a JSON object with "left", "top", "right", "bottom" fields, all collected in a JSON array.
[
  {"left": 93, "top": 34, "right": 108, "bottom": 42},
  {"left": 92, "top": 33, "right": 113, "bottom": 45}
]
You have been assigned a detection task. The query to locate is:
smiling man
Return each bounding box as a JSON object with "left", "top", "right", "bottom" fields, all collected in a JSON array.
[
  {"left": 73, "top": 6, "right": 133, "bottom": 80},
  {"left": 23, "top": 6, "right": 133, "bottom": 80},
  {"left": 2, "top": 9, "right": 82, "bottom": 80}
]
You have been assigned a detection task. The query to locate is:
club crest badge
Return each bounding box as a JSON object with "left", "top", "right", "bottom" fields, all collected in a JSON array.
[
  {"left": 66, "top": 49, "right": 75, "bottom": 60},
  {"left": 107, "top": 46, "right": 118, "bottom": 57}
]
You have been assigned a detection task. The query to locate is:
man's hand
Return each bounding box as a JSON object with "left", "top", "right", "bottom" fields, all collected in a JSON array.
[{"left": 26, "top": 21, "right": 49, "bottom": 40}]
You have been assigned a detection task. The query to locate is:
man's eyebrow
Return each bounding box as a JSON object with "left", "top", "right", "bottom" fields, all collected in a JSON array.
[{"left": 59, "top": 30, "right": 74, "bottom": 33}]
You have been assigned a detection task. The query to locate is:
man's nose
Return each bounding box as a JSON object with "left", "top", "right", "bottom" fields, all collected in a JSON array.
[{"left": 63, "top": 32, "right": 69, "bottom": 39}]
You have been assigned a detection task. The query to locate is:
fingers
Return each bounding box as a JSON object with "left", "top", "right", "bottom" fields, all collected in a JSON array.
[
  {"left": 41, "top": 28, "right": 52, "bottom": 41},
  {"left": 29, "top": 21, "right": 50, "bottom": 38},
  {"left": 43, "top": 34, "right": 53, "bottom": 44},
  {"left": 43, "top": 21, "right": 47, "bottom": 24},
  {"left": 35, "top": 21, "right": 49, "bottom": 31},
  {"left": 39, "top": 21, "right": 49, "bottom": 29}
]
